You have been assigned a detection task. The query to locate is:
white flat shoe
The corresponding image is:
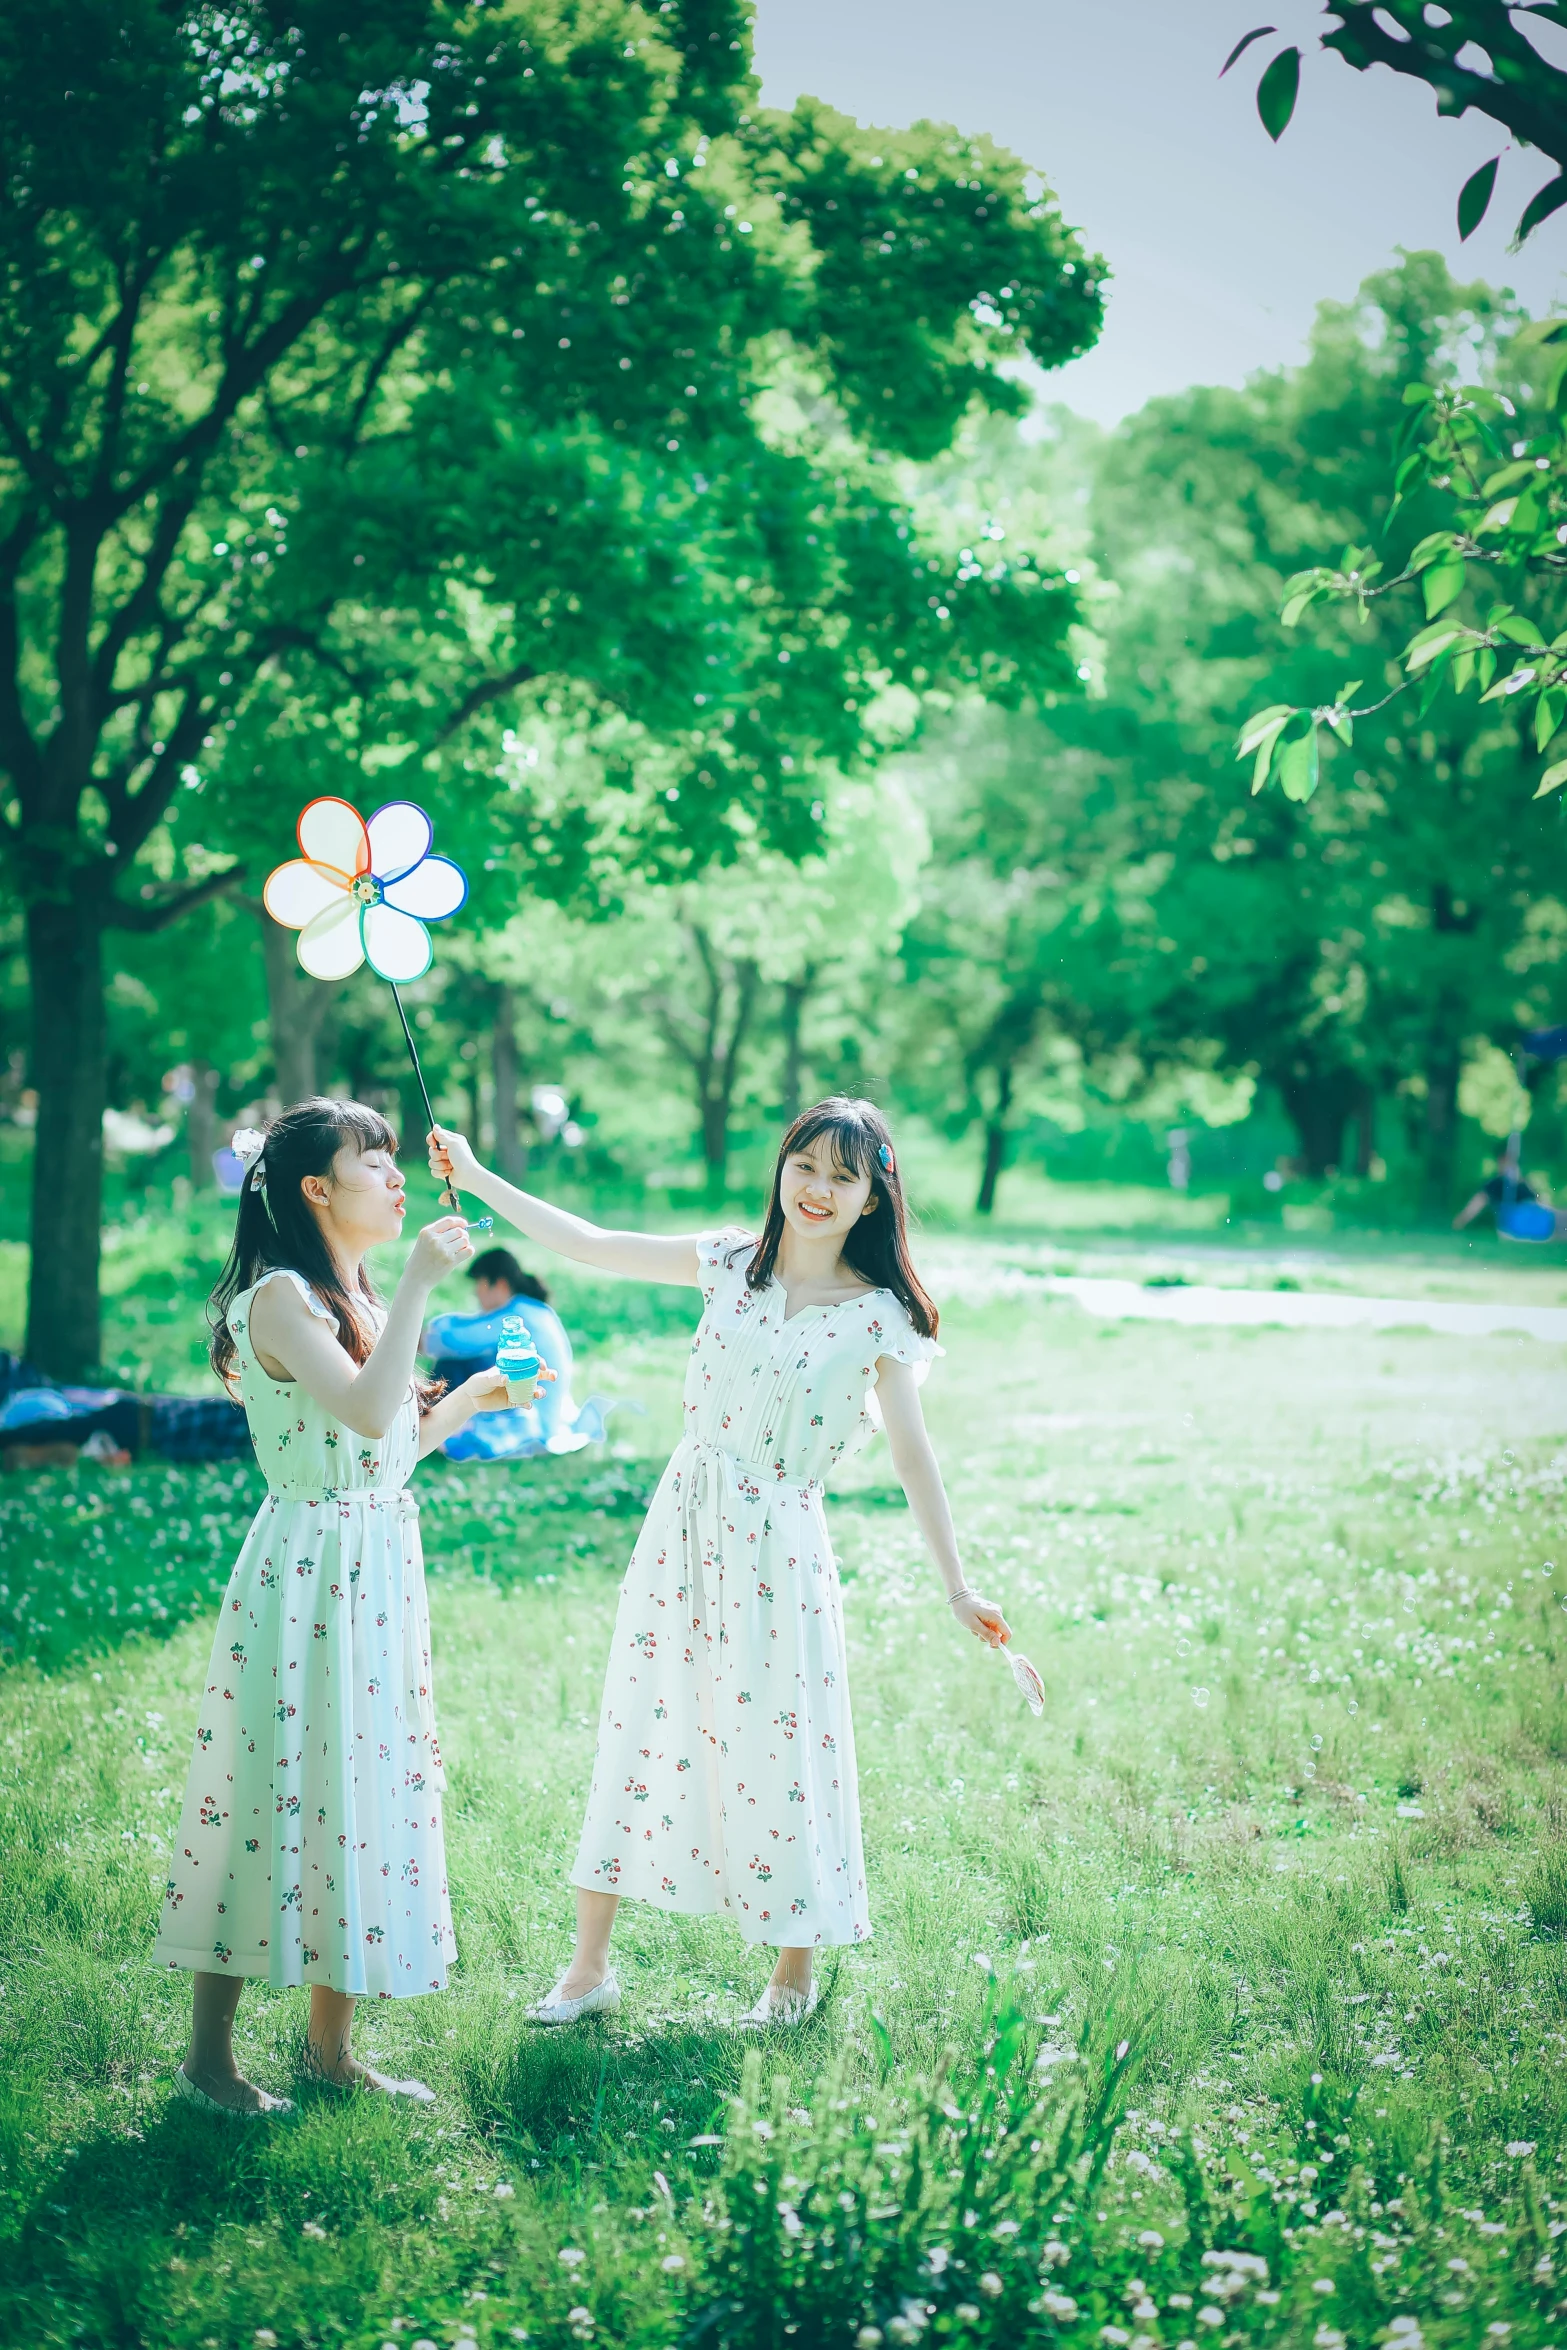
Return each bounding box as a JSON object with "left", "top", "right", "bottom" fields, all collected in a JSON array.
[
  {"left": 173, "top": 2064, "right": 294, "bottom": 2118},
  {"left": 301, "top": 2047, "right": 435, "bottom": 2102},
  {"left": 530, "top": 1969, "right": 622, "bottom": 2025},
  {"left": 739, "top": 1982, "right": 819, "bottom": 2029}
]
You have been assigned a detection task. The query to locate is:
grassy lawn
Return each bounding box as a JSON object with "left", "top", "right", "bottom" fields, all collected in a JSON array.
[{"left": 3, "top": 1236, "right": 1567, "bottom": 2347}]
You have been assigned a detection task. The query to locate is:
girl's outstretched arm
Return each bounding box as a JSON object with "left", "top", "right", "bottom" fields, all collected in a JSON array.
[
  {"left": 876, "top": 1355, "right": 1010, "bottom": 1649},
  {"left": 429, "top": 1125, "right": 704, "bottom": 1286}
]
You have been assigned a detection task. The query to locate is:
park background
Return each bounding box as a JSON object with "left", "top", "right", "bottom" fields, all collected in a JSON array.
[{"left": 5, "top": 3, "right": 1567, "bottom": 2348}]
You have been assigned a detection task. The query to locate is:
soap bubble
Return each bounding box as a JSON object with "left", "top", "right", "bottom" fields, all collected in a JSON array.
[{"left": 1193, "top": 1687, "right": 1210, "bottom": 1709}]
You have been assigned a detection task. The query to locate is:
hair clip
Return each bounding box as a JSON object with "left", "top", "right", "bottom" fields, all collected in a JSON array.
[
  {"left": 877, "top": 1143, "right": 895, "bottom": 1174},
  {"left": 230, "top": 1127, "right": 266, "bottom": 1169}
]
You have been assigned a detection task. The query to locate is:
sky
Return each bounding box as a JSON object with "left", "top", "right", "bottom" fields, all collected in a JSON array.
[{"left": 752, "top": 0, "right": 1567, "bottom": 426}]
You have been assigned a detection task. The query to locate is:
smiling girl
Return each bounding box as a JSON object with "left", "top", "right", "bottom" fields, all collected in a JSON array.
[
  {"left": 153, "top": 1098, "right": 510, "bottom": 2112},
  {"left": 429, "top": 1095, "right": 1009, "bottom": 2026}
]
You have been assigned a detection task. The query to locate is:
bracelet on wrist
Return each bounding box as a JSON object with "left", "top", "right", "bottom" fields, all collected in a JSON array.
[{"left": 947, "top": 1586, "right": 977, "bottom": 1606}]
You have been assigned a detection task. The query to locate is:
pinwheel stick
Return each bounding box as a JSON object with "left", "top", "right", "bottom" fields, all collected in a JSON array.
[{"left": 390, "top": 983, "right": 460, "bottom": 1213}]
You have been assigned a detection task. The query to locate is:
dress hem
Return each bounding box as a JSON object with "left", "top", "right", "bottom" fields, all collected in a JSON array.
[
  {"left": 567, "top": 1876, "right": 871, "bottom": 1949},
  {"left": 150, "top": 1940, "right": 452, "bottom": 1997}
]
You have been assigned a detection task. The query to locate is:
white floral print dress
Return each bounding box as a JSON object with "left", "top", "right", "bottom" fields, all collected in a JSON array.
[
  {"left": 152, "top": 1270, "right": 455, "bottom": 1997},
  {"left": 570, "top": 1231, "right": 938, "bottom": 1947}
]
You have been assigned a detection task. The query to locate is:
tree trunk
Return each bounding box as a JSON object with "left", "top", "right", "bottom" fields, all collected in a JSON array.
[
  {"left": 492, "top": 985, "right": 528, "bottom": 1181},
  {"left": 778, "top": 965, "right": 817, "bottom": 1125},
  {"left": 257, "top": 906, "right": 331, "bottom": 1106},
  {"left": 186, "top": 1059, "right": 219, "bottom": 1189},
  {"left": 1278, "top": 1063, "right": 1361, "bottom": 1177},
  {"left": 1421, "top": 1044, "right": 1461, "bottom": 1220},
  {"left": 669, "top": 932, "right": 759, "bottom": 1203},
  {"left": 25, "top": 890, "right": 107, "bottom": 1378},
  {"left": 1351, "top": 1084, "right": 1376, "bottom": 1178},
  {"left": 976, "top": 1063, "right": 1013, "bottom": 1216}
]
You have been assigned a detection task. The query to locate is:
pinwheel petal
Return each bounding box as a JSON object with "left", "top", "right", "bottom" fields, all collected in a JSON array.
[
  {"left": 297, "top": 895, "right": 365, "bottom": 979},
  {"left": 362, "top": 903, "right": 433, "bottom": 983},
  {"left": 263, "top": 858, "right": 347, "bottom": 931},
  {"left": 298, "top": 795, "right": 370, "bottom": 879},
  {"left": 382, "top": 855, "right": 467, "bottom": 921},
  {"left": 367, "top": 800, "right": 433, "bottom": 885}
]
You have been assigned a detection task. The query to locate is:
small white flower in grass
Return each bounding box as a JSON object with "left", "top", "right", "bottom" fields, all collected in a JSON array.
[
  {"left": 559, "top": 2247, "right": 587, "bottom": 2267},
  {"left": 972, "top": 1951, "right": 991, "bottom": 1970},
  {"left": 855, "top": 2329, "right": 884, "bottom": 2348},
  {"left": 1138, "top": 2230, "right": 1165, "bottom": 2250},
  {"left": 493, "top": 2180, "right": 515, "bottom": 2198},
  {"left": 1313, "top": 2277, "right": 1336, "bottom": 2294},
  {"left": 1198, "top": 2309, "right": 1224, "bottom": 2328},
  {"left": 302, "top": 2220, "right": 327, "bottom": 2240},
  {"left": 954, "top": 2307, "right": 980, "bottom": 2326},
  {"left": 1507, "top": 2141, "right": 1536, "bottom": 2158},
  {"left": 255, "top": 2335, "right": 279, "bottom": 2347},
  {"left": 662, "top": 2253, "right": 686, "bottom": 2271},
  {"left": 1101, "top": 2329, "right": 1130, "bottom": 2346},
  {"left": 1314, "top": 2331, "right": 1346, "bottom": 2349},
  {"left": 979, "top": 2272, "right": 1003, "bottom": 2296},
  {"left": 1039, "top": 2291, "right": 1078, "bottom": 2321}
]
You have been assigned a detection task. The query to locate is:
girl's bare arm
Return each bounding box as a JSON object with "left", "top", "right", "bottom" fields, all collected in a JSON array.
[
  {"left": 247, "top": 1220, "right": 473, "bottom": 1439},
  {"left": 876, "top": 1356, "right": 1009, "bottom": 1648},
  {"left": 430, "top": 1125, "right": 704, "bottom": 1287}
]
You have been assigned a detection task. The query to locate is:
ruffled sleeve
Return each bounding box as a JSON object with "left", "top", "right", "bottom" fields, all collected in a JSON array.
[
  {"left": 866, "top": 1294, "right": 941, "bottom": 1375},
  {"left": 233, "top": 1266, "right": 339, "bottom": 1339},
  {"left": 862, "top": 1295, "right": 941, "bottom": 1427},
  {"left": 696, "top": 1227, "right": 757, "bottom": 1308}
]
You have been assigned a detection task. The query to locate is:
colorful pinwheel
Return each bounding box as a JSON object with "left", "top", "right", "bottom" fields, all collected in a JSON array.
[{"left": 263, "top": 797, "right": 467, "bottom": 984}]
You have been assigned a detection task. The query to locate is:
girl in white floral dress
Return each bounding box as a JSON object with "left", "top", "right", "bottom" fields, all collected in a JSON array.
[
  {"left": 430, "top": 1096, "right": 1010, "bottom": 2024},
  {"left": 153, "top": 1099, "right": 509, "bottom": 2114}
]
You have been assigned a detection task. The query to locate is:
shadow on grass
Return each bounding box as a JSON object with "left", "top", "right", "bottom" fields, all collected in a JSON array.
[{"left": 454, "top": 1961, "right": 846, "bottom": 2163}]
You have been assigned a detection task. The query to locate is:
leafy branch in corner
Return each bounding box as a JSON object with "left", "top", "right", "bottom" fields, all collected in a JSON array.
[{"left": 1237, "top": 316, "right": 1567, "bottom": 804}]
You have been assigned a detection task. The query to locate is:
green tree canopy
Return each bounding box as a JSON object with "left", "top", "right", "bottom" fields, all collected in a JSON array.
[{"left": 0, "top": 0, "right": 1102, "bottom": 1374}]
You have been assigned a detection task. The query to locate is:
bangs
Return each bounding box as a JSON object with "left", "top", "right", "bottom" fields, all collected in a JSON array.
[
  {"left": 331, "top": 1101, "right": 399, "bottom": 1157},
  {"left": 790, "top": 1109, "right": 878, "bottom": 1182}
]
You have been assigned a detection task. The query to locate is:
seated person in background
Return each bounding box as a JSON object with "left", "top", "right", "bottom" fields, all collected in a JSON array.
[
  {"left": 424, "top": 1247, "right": 613, "bottom": 1459},
  {"left": 1454, "top": 1148, "right": 1565, "bottom": 1242}
]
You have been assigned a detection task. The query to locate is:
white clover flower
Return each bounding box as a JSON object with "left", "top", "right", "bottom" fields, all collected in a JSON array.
[
  {"left": 559, "top": 2247, "right": 587, "bottom": 2267},
  {"left": 1507, "top": 2140, "right": 1537, "bottom": 2158}
]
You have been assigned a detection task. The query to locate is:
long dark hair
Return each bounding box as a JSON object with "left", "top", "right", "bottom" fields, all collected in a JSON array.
[
  {"left": 209, "top": 1097, "right": 438, "bottom": 1402},
  {"left": 745, "top": 1097, "right": 938, "bottom": 1338}
]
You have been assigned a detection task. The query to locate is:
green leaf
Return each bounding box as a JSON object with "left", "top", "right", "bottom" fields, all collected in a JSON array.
[
  {"left": 1515, "top": 175, "right": 1567, "bottom": 248},
  {"left": 1402, "top": 382, "right": 1437, "bottom": 407},
  {"left": 1479, "top": 648, "right": 1497, "bottom": 692},
  {"left": 1477, "top": 497, "right": 1519, "bottom": 535},
  {"left": 1422, "top": 558, "right": 1465, "bottom": 618},
  {"left": 1496, "top": 615, "right": 1546, "bottom": 648},
  {"left": 1408, "top": 531, "right": 1456, "bottom": 571},
  {"left": 1406, "top": 623, "right": 1464, "bottom": 671},
  {"left": 1480, "top": 461, "right": 1539, "bottom": 498},
  {"left": 1276, "top": 721, "right": 1319, "bottom": 803},
  {"left": 1538, "top": 690, "right": 1565, "bottom": 752},
  {"left": 1337, "top": 680, "right": 1363, "bottom": 704},
  {"left": 1256, "top": 46, "right": 1301, "bottom": 141},
  {"left": 1457, "top": 157, "right": 1500, "bottom": 241},
  {"left": 1220, "top": 23, "right": 1278, "bottom": 74},
  {"left": 1535, "top": 757, "right": 1567, "bottom": 799},
  {"left": 1280, "top": 587, "right": 1320, "bottom": 628},
  {"left": 1235, "top": 704, "right": 1295, "bottom": 758},
  {"left": 1452, "top": 646, "right": 1475, "bottom": 694},
  {"left": 1326, "top": 710, "right": 1353, "bottom": 747}
]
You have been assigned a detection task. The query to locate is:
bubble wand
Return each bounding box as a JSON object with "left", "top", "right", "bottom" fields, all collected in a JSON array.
[{"left": 262, "top": 797, "right": 488, "bottom": 1225}]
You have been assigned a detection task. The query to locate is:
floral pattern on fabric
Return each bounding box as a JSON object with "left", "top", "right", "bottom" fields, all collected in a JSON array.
[
  {"left": 570, "top": 1230, "right": 938, "bottom": 1946},
  {"left": 151, "top": 1270, "right": 455, "bottom": 1997}
]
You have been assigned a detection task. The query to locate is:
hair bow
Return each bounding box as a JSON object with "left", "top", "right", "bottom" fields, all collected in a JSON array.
[{"left": 230, "top": 1128, "right": 267, "bottom": 1170}]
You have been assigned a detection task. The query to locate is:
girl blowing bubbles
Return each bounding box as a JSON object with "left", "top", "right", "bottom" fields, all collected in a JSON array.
[
  {"left": 154, "top": 1098, "right": 511, "bottom": 2114},
  {"left": 429, "top": 1096, "right": 1009, "bottom": 2027}
]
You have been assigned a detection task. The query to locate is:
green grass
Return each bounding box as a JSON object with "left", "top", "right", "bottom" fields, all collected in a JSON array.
[{"left": 4, "top": 1242, "right": 1567, "bottom": 2347}]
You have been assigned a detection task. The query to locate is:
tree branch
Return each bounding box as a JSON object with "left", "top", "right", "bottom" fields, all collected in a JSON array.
[
  {"left": 105, "top": 686, "right": 209, "bottom": 861},
  {"left": 107, "top": 859, "right": 244, "bottom": 933},
  {"left": 425, "top": 659, "right": 540, "bottom": 749}
]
